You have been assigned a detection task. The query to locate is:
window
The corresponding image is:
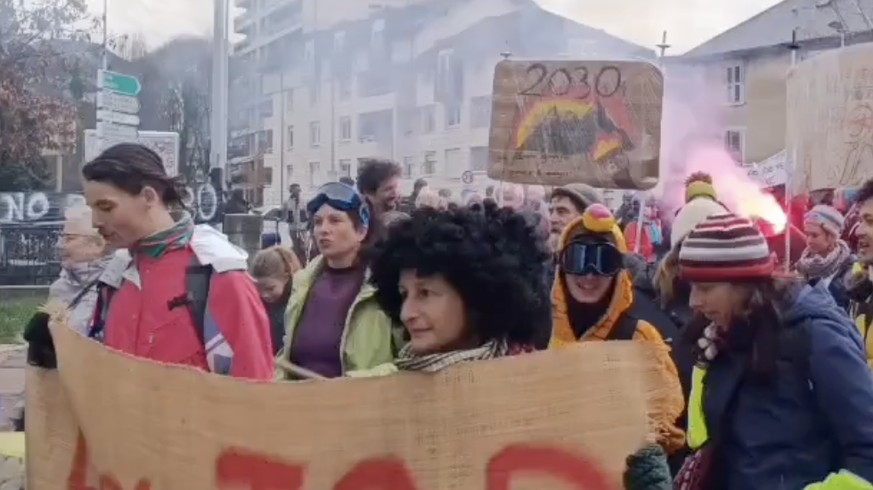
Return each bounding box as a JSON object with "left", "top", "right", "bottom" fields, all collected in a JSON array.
[
  {"left": 444, "top": 148, "right": 462, "bottom": 178},
  {"left": 438, "top": 49, "right": 452, "bottom": 83},
  {"left": 435, "top": 48, "right": 464, "bottom": 101},
  {"left": 339, "top": 159, "right": 352, "bottom": 177},
  {"left": 421, "top": 105, "right": 435, "bottom": 133},
  {"left": 286, "top": 125, "right": 294, "bottom": 150},
  {"left": 423, "top": 151, "right": 436, "bottom": 175},
  {"left": 334, "top": 31, "right": 346, "bottom": 52},
  {"left": 339, "top": 116, "right": 351, "bottom": 141},
  {"left": 726, "top": 63, "right": 745, "bottom": 105},
  {"left": 310, "top": 121, "right": 321, "bottom": 147},
  {"left": 285, "top": 88, "right": 294, "bottom": 111},
  {"left": 470, "top": 146, "right": 488, "bottom": 171},
  {"left": 338, "top": 77, "right": 352, "bottom": 100},
  {"left": 308, "top": 161, "right": 321, "bottom": 188},
  {"left": 445, "top": 103, "right": 461, "bottom": 128},
  {"left": 724, "top": 128, "right": 746, "bottom": 162},
  {"left": 304, "top": 39, "right": 315, "bottom": 62},
  {"left": 258, "top": 129, "right": 273, "bottom": 154},
  {"left": 310, "top": 83, "right": 320, "bottom": 106},
  {"left": 286, "top": 164, "right": 294, "bottom": 180},
  {"left": 470, "top": 96, "right": 491, "bottom": 129},
  {"left": 403, "top": 156, "right": 415, "bottom": 178},
  {"left": 372, "top": 19, "right": 385, "bottom": 47}
]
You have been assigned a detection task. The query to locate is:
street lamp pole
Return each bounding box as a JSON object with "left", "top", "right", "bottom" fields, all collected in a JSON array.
[
  {"left": 279, "top": 71, "right": 286, "bottom": 207},
  {"left": 211, "top": 0, "right": 230, "bottom": 183},
  {"left": 786, "top": 28, "right": 800, "bottom": 269},
  {"left": 102, "top": 0, "right": 109, "bottom": 70}
]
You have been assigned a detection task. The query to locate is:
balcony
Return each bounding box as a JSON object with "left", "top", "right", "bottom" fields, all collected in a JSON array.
[
  {"left": 259, "top": 14, "right": 302, "bottom": 46},
  {"left": 234, "top": 13, "right": 254, "bottom": 33},
  {"left": 234, "top": 38, "right": 252, "bottom": 55}
]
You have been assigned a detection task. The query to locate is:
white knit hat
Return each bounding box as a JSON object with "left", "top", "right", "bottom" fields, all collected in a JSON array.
[{"left": 670, "top": 198, "right": 729, "bottom": 247}]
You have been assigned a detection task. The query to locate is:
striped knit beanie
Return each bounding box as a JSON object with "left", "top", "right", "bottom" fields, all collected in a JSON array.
[
  {"left": 804, "top": 204, "right": 844, "bottom": 237},
  {"left": 678, "top": 213, "right": 774, "bottom": 281}
]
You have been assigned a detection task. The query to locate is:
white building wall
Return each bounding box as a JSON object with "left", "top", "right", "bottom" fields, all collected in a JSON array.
[{"left": 254, "top": 0, "right": 520, "bottom": 205}]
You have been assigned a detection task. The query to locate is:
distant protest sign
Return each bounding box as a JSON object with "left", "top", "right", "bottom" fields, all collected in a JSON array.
[
  {"left": 744, "top": 150, "right": 788, "bottom": 188},
  {"left": 27, "top": 310, "right": 658, "bottom": 490},
  {"left": 786, "top": 44, "right": 873, "bottom": 193},
  {"left": 488, "top": 60, "right": 663, "bottom": 189}
]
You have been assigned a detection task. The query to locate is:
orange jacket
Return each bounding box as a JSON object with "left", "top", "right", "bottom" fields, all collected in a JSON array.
[{"left": 550, "top": 216, "right": 685, "bottom": 454}]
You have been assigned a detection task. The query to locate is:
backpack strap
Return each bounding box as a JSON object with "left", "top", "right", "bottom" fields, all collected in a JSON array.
[
  {"left": 68, "top": 278, "right": 101, "bottom": 310},
  {"left": 88, "top": 284, "right": 115, "bottom": 342},
  {"left": 185, "top": 258, "right": 214, "bottom": 348}
]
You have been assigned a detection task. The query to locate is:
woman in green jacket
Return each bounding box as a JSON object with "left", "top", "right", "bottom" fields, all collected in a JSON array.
[{"left": 277, "top": 182, "right": 395, "bottom": 379}]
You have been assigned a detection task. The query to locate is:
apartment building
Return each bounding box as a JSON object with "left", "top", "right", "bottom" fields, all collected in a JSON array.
[
  {"left": 229, "top": 0, "right": 652, "bottom": 207},
  {"left": 673, "top": 0, "right": 873, "bottom": 165}
]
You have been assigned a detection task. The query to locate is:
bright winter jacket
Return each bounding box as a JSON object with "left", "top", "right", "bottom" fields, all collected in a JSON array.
[
  {"left": 276, "top": 255, "right": 395, "bottom": 379},
  {"left": 687, "top": 283, "right": 873, "bottom": 490},
  {"left": 848, "top": 263, "right": 873, "bottom": 369},
  {"left": 624, "top": 221, "right": 655, "bottom": 263},
  {"left": 98, "top": 226, "right": 274, "bottom": 380},
  {"left": 550, "top": 215, "right": 686, "bottom": 455}
]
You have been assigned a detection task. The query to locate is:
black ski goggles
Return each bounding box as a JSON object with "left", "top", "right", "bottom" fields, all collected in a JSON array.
[{"left": 559, "top": 241, "right": 624, "bottom": 276}]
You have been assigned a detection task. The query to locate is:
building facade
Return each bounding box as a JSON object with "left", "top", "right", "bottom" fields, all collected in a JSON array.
[
  {"left": 229, "top": 0, "right": 652, "bottom": 207},
  {"left": 674, "top": 0, "right": 873, "bottom": 165}
]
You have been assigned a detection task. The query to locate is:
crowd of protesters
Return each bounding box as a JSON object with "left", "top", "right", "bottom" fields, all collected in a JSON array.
[{"left": 22, "top": 142, "right": 873, "bottom": 490}]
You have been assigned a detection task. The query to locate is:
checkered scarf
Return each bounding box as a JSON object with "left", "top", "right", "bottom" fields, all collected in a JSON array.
[{"left": 394, "top": 338, "right": 510, "bottom": 372}]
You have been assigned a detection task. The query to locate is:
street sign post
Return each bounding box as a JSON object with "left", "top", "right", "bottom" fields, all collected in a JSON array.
[
  {"left": 96, "top": 110, "right": 140, "bottom": 126},
  {"left": 98, "top": 70, "right": 142, "bottom": 96},
  {"left": 97, "top": 91, "right": 140, "bottom": 114},
  {"left": 97, "top": 122, "right": 138, "bottom": 140},
  {"left": 96, "top": 69, "right": 141, "bottom": 151}
]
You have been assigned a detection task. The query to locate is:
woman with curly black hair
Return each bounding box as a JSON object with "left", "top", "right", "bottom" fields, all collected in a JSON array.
[{"left": 350, "top": 203, "right": 550, "bottom": 375}]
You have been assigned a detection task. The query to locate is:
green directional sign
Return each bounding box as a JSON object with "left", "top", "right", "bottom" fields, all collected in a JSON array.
[{"left": 100, "top": 70, "right": 141, "bottom": 96}]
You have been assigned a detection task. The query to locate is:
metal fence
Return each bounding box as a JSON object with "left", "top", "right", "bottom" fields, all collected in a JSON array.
[{"left": 0, "top": 223, "right": 62, "bottom": 285}]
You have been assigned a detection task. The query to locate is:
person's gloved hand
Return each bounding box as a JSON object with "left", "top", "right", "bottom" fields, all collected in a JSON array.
[
  {"left": 624, "top": 444, "right": 672, "bottom": 490},
  {"left": 23, "top": 311, "right": 57, "bottom": 369}
]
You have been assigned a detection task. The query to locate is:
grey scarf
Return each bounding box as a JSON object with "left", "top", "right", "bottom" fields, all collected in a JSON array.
[
  {"left": 49, "top": 256, "right": 112, "bottom": 334},
  {"left": 394, "top": 338, "right": 510, "bottom": 373},
  {"left": 796, "top": 240, "right": 851, "bottom": 281}
]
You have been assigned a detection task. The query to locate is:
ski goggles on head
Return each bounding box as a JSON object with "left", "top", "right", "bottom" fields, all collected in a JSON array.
[
  {"left": 306, "top": 182, "right": 370, "bottom": 229},
  {"left": 559, "top": 240, "right": 624, "bottom": 276}
]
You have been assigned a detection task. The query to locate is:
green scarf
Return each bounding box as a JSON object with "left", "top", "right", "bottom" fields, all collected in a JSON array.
[{"left": 133, "top": 214, "right": 195, "bottom": 259}]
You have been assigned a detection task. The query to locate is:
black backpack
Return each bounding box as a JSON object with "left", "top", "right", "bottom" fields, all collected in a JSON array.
[
  {"left": 90, "top": 257, "right": 213, "bottom": 349},
  {"left": 606, "top": 300, "right": 695, "bottom": 476},
  {"left": 607, "top": 301, "right": 694, "bottom": 399}
]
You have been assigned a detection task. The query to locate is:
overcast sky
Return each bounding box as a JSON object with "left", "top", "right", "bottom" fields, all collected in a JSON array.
[{"left": 85, "top": 0, "right": 782, "bottom": 54}]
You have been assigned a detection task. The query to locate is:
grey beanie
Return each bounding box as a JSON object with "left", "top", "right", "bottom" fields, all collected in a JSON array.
[{"left": 551, "top": 183, "right": 603, "bottom": 212}]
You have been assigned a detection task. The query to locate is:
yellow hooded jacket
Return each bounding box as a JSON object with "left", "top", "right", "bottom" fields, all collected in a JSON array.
[{"left": 550, "top": 214, "right": 686, "bottom": 454}]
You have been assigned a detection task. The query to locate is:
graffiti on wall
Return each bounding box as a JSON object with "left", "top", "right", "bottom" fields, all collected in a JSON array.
[{"left": 0, "top": 183, "right": 222, "bottom": 225}]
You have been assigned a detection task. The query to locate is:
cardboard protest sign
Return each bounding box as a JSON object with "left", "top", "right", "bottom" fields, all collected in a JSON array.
[
  {"left": 27, "top": 310, "right": 659, "bottom": 490},
  {"left": 488, "top": 60, "right": 663, "bottom": 189},
  {"left": 744, "top": 150, "right": 788, "bottom": 188},
  {"left": 786, "top": 44, "right": 873, "bottom": 193}
]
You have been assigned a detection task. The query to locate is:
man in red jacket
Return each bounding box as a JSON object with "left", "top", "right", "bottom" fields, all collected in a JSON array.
[{"left": 83, "top": 143, "right": 274, "bottom": 380}]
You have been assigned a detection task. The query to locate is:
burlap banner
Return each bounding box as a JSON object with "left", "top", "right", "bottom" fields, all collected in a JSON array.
[
  {"left": 27, "top": 310, "right": 657, "bottom": 490},
  {"left": 488, "top": 59, "right": 663, "bottom": 189}
]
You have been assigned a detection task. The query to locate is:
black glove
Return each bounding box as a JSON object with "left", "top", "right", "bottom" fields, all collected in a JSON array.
[
  {"left": 23, "top": 311, "right": 57, "bottom": 369},
  {"left": 624, "top": 444, "right": 672, "bottom": 490}
]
